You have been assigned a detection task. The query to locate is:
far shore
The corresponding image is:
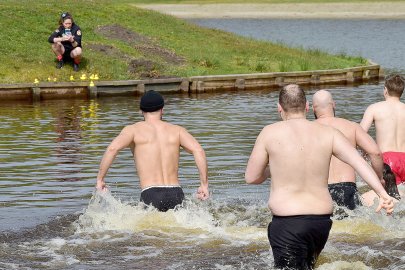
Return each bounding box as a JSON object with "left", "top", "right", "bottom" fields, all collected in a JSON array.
[{"left": 135, "top": 2, "right": 405, "bottom": 19}]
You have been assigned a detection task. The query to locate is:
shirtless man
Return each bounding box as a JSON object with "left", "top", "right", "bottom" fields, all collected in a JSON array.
[
  {"left": 312, "top": 90, "right": 384, "bottom": 210},
  {"left": 360, "top": 74, "right": 405, "bottom": 188},
  {"left": 96, "top": 90, "right": 209, "bottom": 212},
  {"left": 245, "top": 84, "right": 394, "bottom": 270}
]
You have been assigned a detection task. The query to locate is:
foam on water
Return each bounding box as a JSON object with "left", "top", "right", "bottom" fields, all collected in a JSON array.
[
  {"left": 74, "top": 191, "right": 268, "bottom": 245},
  {"left": 2, "top": 189, "right": 403, "bottom": 269},
  {"left": 317, "top": 261, "right": 372, "bottom": 270},
  {"left": 318, "top": 198, "right": 405, "bottom": 269},
  {"left": 331, "top": 201, "right": 405, "bottom": 238}
]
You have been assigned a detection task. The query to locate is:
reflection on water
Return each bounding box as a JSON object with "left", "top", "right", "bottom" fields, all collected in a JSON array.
[{"left": 0, "top": 83, "right": 404, "bottom": 269}]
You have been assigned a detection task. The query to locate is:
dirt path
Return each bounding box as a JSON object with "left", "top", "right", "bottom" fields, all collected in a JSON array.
[{"left": 134, "top": 2, "right": 405, "bottom": 19}]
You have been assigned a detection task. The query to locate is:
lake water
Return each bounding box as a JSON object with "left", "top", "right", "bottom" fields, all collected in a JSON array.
[
  {"left": 1, "top": 19, "right": 405, "bottom": 270},
  {"left": 189, "top": 19, "right": 405, "bottom": 73}
]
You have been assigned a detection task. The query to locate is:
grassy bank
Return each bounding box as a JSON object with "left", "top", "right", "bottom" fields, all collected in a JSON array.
[
  {"left": 130, "top": 0, "right": 405, "bottom": 3},
  {"left": 0, "top": 0, "right": 368, "bottom": 84}
]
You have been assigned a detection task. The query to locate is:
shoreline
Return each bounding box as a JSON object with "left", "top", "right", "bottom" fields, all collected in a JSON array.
[
  {"left": 0, "top": 63, "right": 380, "bottom": 100},
  {"left": 135, "top": 3, "right": 405, "bottom": 19}
]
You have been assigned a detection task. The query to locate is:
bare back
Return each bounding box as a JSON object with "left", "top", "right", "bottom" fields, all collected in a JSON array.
[
  {"left": 264, "top": 119, "right": 335, "bottom": 215},
  {"left": 131, "top": 121, "right": 182, "bottom": 188},
  {"left": 316, "top": 117, "right": 358, "bottom": 183},
  {"left": 368, "top": 101, "right": 405, "bottom": 152}
]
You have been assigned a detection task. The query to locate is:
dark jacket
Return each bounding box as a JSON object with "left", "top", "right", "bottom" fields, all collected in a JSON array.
[{"left": 48, "top": 23, "right": 82, "bottom": 50}]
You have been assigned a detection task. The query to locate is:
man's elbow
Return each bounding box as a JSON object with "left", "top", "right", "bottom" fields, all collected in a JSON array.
[
  {"left": 106, "top": 145, "right": 120, "bottom": 156},
  {"left": 245, "top": 173, "right": 260, "bottom": 185},
  {"left": 193, "top": 146, "right": 206, "bottom": 158},
  {"left": 245, "top": 176, "right": 254, "bottom": 184}
]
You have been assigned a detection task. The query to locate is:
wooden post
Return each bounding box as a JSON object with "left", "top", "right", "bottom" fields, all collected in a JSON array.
[
  {"left": 235, "top": 78, "right": 245, "bottom": 90},
  {"left": 311, "top": 74, "right": 320, "bottom": 85},
  {"left": 275, "top": 77, "right": 284, "bottom": 86},
  {"left": 32, "top": 86, "right": 41, "bottom": 102},
  {"left": 190, "top": 81, "right": 197, "bottom": 93},
  {"left": 346, "top": 71, "right": 355, "bottom": 82},
  {"left": 180, "top": 79, "right": 190, "bottom": 92},
  {"left": 137, "top": 83, "right": 145, "bottom": 94},
  {"left": 363, "top": 69, "right": 370, "bottom": 80},
  {"left": 88, "top": 85, "right": 98, "bottom": 98},
  {"left": 196, "top": 81, "right": 204, "bottom": 93}
]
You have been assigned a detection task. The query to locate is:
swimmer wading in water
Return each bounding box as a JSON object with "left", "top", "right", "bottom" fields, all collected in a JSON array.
[
  {"left": 245, "top": 84, "right": 394, "bottom": 269},
  {"left": 96, "top": 90, "right": 209, "bottom": 211}
]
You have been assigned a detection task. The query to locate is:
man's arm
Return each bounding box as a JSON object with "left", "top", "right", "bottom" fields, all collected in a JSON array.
[
  {"left": 332, "top": 129, "right": 394, "bottom": 215},
  {"left": 360, "top": 105, "right": 375, "bottom": 132},
  {"left": 96, "top": 125, "right": 134, "bottom": 191},
  {"left": 245, "top": 129, "right": 270, "bottom": 184},
  {"left": 179, "top": 127, "right": 209, "bottom": 200},
  {"left": 355, "top": 124, "right": 384, "bottom": 182}
]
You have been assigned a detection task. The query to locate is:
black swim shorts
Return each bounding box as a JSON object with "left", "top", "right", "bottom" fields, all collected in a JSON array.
[
  {"left": 328, "top": 182, "right": 361, "bottom": 210},
  {"left": 140, "top": 186, "right": 184, "bottom": 212},
  {"left": 268, "top": 214, "right": 332, "bottom": 270}
]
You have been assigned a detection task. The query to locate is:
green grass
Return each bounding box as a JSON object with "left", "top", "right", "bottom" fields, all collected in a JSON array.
[
  {"left": 0, "top": 0, "right": 370, "bottom": 84},
  {"left": 130, "top": 0, "right": 405, "bottom": 3}
]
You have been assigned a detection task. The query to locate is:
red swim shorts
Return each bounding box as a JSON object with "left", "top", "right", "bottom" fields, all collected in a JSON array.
[{"left": 383, "top": 152, "right": 405, "bottom": 185}]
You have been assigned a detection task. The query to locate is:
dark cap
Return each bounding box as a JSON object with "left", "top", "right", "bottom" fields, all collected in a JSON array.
[{"left": 140, "top": 90, "right": 164, "bottom": 112}]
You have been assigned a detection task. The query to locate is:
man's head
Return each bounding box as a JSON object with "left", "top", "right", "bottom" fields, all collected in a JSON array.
[
  {"left": 278, "top": 84, "right": 308, "bottom": 115},
  {"left": 140, "top": 90, "right": 164, "bottom": 113},
  {"left": 384, "top": 74, "right": 404, "bottom": 98},
  {"left": 312, "top": 90, "right": 335, "bottom": 119}
]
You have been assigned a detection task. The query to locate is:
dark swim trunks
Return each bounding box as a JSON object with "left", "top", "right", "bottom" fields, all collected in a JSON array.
[
  {"left": 140, "top": 186, "right": 184, "bottom": 212},
  {"left": 268, "top": 215, "right": 332, "bottom": 270},
  {"left": 328, "top": 182, "right": 361, "bottom": 210}
]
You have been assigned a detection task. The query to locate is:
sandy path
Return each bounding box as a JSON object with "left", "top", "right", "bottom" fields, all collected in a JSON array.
[{"left": 135, "top": 2, "right": 405, "bottom": 19}]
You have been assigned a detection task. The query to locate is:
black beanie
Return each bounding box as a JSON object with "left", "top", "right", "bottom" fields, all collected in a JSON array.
[{"left": 140, "top": 90, "right": 164, "bottom": 112}]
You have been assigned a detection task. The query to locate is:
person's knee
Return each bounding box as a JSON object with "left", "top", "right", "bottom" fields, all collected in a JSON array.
[
  {"left": 51, "top": 42, "right": 63, "bottom": 51},
  {"left": 71, "top": 47, "right": 82, "bottom": 58}
]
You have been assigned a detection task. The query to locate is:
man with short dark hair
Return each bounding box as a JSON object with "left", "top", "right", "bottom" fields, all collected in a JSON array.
[
  {"left": 312, "top": 90, "right": 384, "bottom": 210},
  {"left": 96, "top": 90, "right": 209, "bottom": 211},
  {"left": 245, "top": 84, "right": 394, "bottom": 269},
  {"left": 361, "top": 74, "right": 405, "bottom": 187}
]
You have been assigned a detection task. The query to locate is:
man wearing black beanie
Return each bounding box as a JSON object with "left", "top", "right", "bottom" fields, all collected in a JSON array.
[{"left": 96, "top": 90, "right": 209, "bottom": 211}]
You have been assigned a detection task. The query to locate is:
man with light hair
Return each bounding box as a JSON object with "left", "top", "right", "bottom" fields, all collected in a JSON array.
[
  {"left": 361, "top": 74, "right": 405, "bottom": 188},
  {"left": 312, "top": 89, "right": 383, "bottom": 210},
  {"left": 245, "top": 84, "right": 394, "bottom": 270}
]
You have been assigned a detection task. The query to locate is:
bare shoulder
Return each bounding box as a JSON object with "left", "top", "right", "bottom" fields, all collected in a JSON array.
[
  {"left": 130, "top": 122, "right": 144, "bottom": 130},
  {"left": 164, "top": 122, "right": 187, "bottom": 135},
  {"left": 366, "top": 101, "right": 387, "bottom": 111},
  {"left": 334, "top": 117, "right": 357, "bottom": 129},
  {"left": 316, "top": 121, "right": 341, "bottom": 139},
  {"left": 260, "top": 122, "right": 282, "bottom": 135},
  {"left": 127, "top": 122, "right": 155, "bottom": 133},
  {"left": 398, "top": 101, "right": 405, "bottom": 109}
]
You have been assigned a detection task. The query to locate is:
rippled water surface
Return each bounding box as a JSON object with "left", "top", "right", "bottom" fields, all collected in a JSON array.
[
  {"left": 189, "top": 19, "right": 405, "bottom": 72},
  {"left": 1, "top": 83, "right": 404, "bottom": 269}
]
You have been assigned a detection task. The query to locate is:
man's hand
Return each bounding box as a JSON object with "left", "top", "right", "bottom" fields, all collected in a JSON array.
[
  {"left": 96, "top": 180, "right": 108, "bottom": 192},
  {"left": 376, "top": 194, "right": 394, "bottom": 215},
  {"left": 196, "top": 185, "right": 209, "bottom": 200}
]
